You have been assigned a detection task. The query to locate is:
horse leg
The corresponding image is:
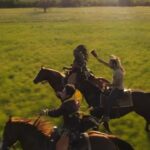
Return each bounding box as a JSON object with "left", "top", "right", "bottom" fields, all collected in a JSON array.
[{"left": 103, "top": 122, "right": 112, "bottom": 133}]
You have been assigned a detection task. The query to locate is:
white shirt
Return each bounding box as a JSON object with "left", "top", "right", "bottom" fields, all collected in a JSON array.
[{"left": 112, "top": 68, "right": 124, "bottom": 90}]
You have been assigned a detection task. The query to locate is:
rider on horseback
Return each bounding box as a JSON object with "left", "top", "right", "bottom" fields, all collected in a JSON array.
[
  {"left": 91, "top": 50, "right": 125, "bottom": 122},
  {"left": 40, "top": 84, "right": 99, "bottom": 150},
  {"left": 64, "top": 45, "right": 109, "bottom": 90},
  {"left": 40, "top": 84, "right": 80, "bottom": 150},
  {"left": 64, "top": 45, "right": 90, "bottom": 85}
]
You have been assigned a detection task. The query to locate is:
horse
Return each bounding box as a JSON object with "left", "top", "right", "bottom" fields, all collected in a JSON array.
[
  {"left": 1, "top": 117, "right": 134, "bottom": 150},
  {"left": 33, "top": 67, "right": 150, "bottom": 132},
  {"left": 33, "top": 67, "right": 109, "bottom": 107}
]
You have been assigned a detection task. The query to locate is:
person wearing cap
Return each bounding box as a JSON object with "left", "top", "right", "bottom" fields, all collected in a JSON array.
[
  {"left": 91, "top": 50, "right": 125, "bottom": 122},
  {"left": 40, "top": 84, "right": 80, "bottom": 150}
]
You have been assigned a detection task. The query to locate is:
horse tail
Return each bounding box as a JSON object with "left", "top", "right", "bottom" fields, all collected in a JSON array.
[{"left": 111, "top": 137, "right": 134, "bottom": 150}]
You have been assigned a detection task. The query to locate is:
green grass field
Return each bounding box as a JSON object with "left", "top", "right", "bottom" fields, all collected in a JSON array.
[{"left": 0, "top": 7, "right": 150, "bottom": 150}]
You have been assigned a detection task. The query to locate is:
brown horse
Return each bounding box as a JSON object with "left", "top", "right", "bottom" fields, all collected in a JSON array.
[
  {"left": 1, "top": 117, "right": 134, "bottom": 150},
  {"left": 33, "top": 67, "right": 109, "bottom": 107},
  {"left": 33, "top": 67, "right": 150, "bottom": 132}
]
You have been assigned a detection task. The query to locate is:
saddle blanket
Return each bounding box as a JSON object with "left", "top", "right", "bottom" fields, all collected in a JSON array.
[{"left": 100, "top": 89, "right": 133, "bottom": 108}]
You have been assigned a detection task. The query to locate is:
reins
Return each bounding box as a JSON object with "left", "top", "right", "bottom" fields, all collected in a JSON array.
[{"left": 33, "top": 115, "right": 41, "bottom": 126}]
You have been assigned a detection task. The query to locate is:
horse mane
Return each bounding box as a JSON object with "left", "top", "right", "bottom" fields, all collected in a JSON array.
[
  {"left": 10, "top": 117, "right": 53, "bottom": 137},
  {"left": 88, "top": 131, "right": 117, "bottom": 138},
  {"left": 43, "top": 67, "right": 65, "bottom": 77}
]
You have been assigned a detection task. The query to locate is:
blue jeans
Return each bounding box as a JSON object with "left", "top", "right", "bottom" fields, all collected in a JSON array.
[{"left": 104, "top": 88, "right": 123, "bottom": 117}]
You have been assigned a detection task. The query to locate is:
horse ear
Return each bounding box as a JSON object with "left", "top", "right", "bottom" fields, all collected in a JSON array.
[{"left": 41, "top": 65, "right": 45, "bottom": 70}]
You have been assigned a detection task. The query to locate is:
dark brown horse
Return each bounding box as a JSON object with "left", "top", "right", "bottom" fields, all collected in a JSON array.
[
  {"left": 1, "top": 117, "right": 134, "bottom": 150},
  {"left": 33, "top": 67, "right": 108, "bottom": 107},
  {"left": 33, "top": 67, "right": 150, "bottom": 132}
]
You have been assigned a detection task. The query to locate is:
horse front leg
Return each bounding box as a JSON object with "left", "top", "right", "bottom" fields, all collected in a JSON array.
[{"left": 103, "top": 122, "right": 112, "bottom": 133}]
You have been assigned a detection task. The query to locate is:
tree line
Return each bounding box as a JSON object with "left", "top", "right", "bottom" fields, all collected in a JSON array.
[{"left": 0, "top": 0, "right": 150, "bottom": 8}]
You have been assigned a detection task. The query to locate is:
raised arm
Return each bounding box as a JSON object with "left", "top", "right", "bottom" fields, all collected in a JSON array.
[{"left": 91, "top": 50, "right": 110, "bottom": 68}]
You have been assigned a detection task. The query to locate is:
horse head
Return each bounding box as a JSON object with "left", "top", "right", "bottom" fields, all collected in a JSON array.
[
  {"left": 2, "top": 117, "right": 18, "bottom": 150},
  {"left": 33, "top": 67, "right": 65, "bottom": 92},
  {"left": 33, "top": 66, "right": 48, "bottom": 84},
  {"left": 2, "top": 117, "right": 54, "bottom": 150}
]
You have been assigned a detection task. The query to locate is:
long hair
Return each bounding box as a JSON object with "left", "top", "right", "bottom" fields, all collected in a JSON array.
[
  {"left": 73, "top": 45, "right": 89, "bottom": 61},
  {"left": 110, "top": 55, "right": 125, "bottom": 73}
]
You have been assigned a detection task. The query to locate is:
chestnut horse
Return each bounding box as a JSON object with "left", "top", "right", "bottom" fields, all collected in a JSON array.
[
  {"left": 33, "top": 67, "right": 150, "bottom": 132},
  {"left": 1, "top": 117, "right": 134, "bottom": 150}
]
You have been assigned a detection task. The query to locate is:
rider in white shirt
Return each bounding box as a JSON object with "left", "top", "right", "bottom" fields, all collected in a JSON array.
[{"left": 91, "top": 50, "right": 125, "bottom": 122}]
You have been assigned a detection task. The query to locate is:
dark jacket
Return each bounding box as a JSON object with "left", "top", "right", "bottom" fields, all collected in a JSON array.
[
  {"left": 47, "top": 98, "right": 80, "bottom": 130},
  {"left": 72, "top": 52, "right": 87, "bottom": 72}
]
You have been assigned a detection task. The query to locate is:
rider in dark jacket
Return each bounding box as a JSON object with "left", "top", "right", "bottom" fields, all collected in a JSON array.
[
  {"left": 40, "top": 84, "right": 80, "bottom": 150},
  {"left": 65, "top": 45, "right": 109, "bottom": 90},
  {"left": 46, "top": 92, "right": 80, "bottom": 130},
  {"left": 66, "top": 45, "right": 90, "bottom": 85}
]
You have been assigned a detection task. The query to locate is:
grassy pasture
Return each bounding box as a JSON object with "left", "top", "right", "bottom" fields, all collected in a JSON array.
[{"left": 0, "top": 7, "right": 150, "bottom": 150}]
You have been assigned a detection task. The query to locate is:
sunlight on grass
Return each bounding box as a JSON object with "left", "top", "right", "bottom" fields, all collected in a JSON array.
[{"left": 0, "top": 7, "right": 150, "bottom": 149}]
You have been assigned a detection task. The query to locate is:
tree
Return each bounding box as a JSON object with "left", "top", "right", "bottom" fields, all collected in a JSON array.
[
  {"left": 61, "top": 0, "right": 81, "bottom": 7},
  {"left": 118, "top": 0, "right": 133, "bottom": 6},
  {"left": 38, "top": 0, "right": 50, "bottom": 12}
]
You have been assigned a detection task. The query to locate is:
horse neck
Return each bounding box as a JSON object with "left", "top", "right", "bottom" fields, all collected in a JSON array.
[
  {"left": 46, "top": 70, "right": 64, "bottom": 92},
  {"left": 14, "top": 122, "right": 49, "bottom": 150},
  {"left": 77, "top": 80, "right": 101, "bottom": 107}
]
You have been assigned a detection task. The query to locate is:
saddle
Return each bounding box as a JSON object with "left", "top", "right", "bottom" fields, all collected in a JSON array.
[
  {"left": 79, "top": 115, "right": 99, "bottom": 132},
  {"left": 69, "top": 132, "right": 92, "bottom": 150},
  {"left": 100, "top": 89, "right": 133, "bottom": 108},
  {"left": 88, "top": 75, "right": 110, "bottom": 90},
  {"left": 49, "top": 121, "right": 97, "bottom": 150}
]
